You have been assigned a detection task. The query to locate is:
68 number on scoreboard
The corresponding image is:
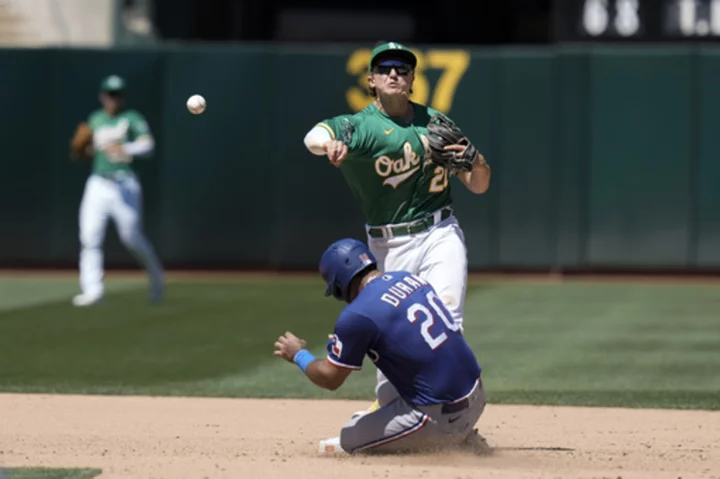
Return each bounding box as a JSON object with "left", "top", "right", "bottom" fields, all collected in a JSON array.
[{"left": 555, "top": 0, "right": 720, "bottom": 41}]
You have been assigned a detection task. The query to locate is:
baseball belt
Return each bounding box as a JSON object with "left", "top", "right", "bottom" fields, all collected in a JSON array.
[
  {"left": 441, "top": 378, "right": 482, "bottom": 415},
  {"left": 441, "top": 398, "right": 469, "bottom": 415},
  {"left": 95, "top": 171, "right": 134, "bottom": 181},
  {"left": 367, "top": 206, "right": 453, "bottom": 239}
]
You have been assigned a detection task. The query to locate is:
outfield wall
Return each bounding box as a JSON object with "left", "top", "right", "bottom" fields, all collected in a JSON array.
[{"left": 1, "top": 43, "right": 719, "bottom": 272}]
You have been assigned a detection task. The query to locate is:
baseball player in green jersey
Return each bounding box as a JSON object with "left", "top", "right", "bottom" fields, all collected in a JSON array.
[
  {"left": 303, "top": 41, "right": 491, "bottom": 411},
  {"left": 71, "top": 75, "right": 164, "bottom": 307}
]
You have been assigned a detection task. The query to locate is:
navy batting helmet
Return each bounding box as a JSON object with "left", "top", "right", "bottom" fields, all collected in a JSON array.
[{"left": 319, "top": 238, "right": 377, "bottom": 302}]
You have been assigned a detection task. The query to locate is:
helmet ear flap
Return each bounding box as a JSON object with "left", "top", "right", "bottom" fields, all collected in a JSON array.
[{"left": 333, "top": 282, "right": 344, "bottom": 301}]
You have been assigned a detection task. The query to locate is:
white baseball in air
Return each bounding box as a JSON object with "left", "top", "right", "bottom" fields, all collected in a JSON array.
[{"left": 186, "top": 94, "right": 206, "bottom": 114}]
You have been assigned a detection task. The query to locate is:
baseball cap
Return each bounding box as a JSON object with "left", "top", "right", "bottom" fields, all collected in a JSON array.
[
  {"left": 100, "top": 75, "right": 126, "bottom": 93},
  {"left": 368, "top": 41, "right": 417, "bottom": 72}
]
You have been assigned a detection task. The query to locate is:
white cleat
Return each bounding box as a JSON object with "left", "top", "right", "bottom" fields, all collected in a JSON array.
[
  {"left": 72, "top": 293, "right": 103, "bottom": 307},
  {"left": 318, "top": 436, "right": 344, "bottom": 454}
]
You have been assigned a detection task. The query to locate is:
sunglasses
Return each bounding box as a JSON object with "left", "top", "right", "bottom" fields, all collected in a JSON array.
[{"left": 374, "top": 64, "right": 411, "bottom": 76}]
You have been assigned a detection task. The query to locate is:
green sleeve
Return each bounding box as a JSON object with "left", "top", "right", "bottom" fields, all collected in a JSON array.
[
  {"left": 128, "top": 110, "right": 152, "bottom": 140},
  {"left": 316, "top": 114, "right": 363, "bottom": 152}
]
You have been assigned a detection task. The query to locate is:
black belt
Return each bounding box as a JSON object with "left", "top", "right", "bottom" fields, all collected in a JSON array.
[
  {"left": 441, "top": 378, "right": 481, "bottom": 414},
  {"left": 367, "top": 206, "right": 453, "bottom": 239},
  {"left": 441, "top": 398, "right": 469, "bottom": 415}
]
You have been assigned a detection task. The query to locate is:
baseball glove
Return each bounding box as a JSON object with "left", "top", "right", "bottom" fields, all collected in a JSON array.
[
  {"left": 69, "top": 121, "right": 93, "bottom": 161},
  {"left": 426, "top": 114, "right": 478, "bottom": 172}
]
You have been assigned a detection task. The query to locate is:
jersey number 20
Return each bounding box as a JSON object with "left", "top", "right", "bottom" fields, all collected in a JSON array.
[{"left": 407, "top": 291, "right": 460, "bottom": 350}]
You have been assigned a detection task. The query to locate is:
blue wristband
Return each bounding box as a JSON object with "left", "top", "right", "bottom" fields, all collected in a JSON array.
[{"left": 293, "top": 349, "right": 316, "bottom": 374}]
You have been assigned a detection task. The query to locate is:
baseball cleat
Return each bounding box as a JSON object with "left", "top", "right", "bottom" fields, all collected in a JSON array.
[
  {"left": 318, "top": 436, "right": 344, "bottom": 454},
  {"left": 150, "top": 286, "right": 164, "bottom": 304},
  {"left": 460, "top": 428, "right": 492, "bottom": 456},
  {"left": 72, "top": 293, "right": 103, "bottom": 307},
  {"left": 351, "top": 410, "right": 368, "bottom": 420},
  {"left": 351, "top": 398, "right": 381, "bottom": 419},
  {"left": 352, "top": 399, "right": 381, "bottom": 420}
]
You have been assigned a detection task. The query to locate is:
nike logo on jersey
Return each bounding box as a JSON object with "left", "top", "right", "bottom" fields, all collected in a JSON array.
[
  {"left": 383, "top": 166, "right": 420, "bottom": 189},
  {"left": 384, "top": 128, "right": 394, "bottom": 135},
  {"left": 448, "top": 416, "right": 462, "bottom": 423}
]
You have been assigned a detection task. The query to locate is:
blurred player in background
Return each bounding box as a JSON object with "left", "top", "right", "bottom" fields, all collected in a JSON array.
[{"left": 69, "top": 75, "right": 164, "bottom": 307}]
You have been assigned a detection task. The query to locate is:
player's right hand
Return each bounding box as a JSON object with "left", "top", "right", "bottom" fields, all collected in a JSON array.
[
  {"left": 274, "top": 331, "right": 307, "bottom": 363},
  {"left": 324, "top": 140, "right": 348, "bottom": 168}
]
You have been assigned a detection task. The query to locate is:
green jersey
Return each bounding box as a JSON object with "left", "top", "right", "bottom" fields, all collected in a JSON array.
[
  {"left": 318, "top": 102, "right": 454, "bottom": 226},
  {"left": 87, "top": 109, "right": 151, "bottom": 176}
]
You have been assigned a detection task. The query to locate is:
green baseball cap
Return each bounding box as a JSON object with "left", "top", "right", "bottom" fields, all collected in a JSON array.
[
  {"left": 100, "top": 75, "right": 126, "bottom": 93},
  {"left": 368, "top": 41, "right": 417, "bottom": 72}
]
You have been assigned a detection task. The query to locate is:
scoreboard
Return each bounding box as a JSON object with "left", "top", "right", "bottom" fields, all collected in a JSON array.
[{"left": 554, "top": 0, "right": 720, "bottom": 41}]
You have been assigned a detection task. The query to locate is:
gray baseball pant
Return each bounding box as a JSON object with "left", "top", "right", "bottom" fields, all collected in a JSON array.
[{"left": 339, "top": 378, "right": 485, "bottom": 454}]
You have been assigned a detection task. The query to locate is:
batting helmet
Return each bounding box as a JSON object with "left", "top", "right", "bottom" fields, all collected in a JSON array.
[{"left": 319, "top": 238, "right": 377, "bottom": 302}]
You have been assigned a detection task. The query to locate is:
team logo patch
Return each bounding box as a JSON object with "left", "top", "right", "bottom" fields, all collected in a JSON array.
[{"left": 331, "top": 334, "right": 344, "bottom": 357}]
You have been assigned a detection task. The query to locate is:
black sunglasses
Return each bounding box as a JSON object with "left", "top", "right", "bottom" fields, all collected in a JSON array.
[{"left": 374, "top": 64, "right": 411, "bottom": 76}]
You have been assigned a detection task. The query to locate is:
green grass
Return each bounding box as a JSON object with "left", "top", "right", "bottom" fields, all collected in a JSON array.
[
  {"left": 2, "top": 468, "right": 102, "bottom": 479},
  {"left": 0, "top": 275, "right": 718, "bottom": 409}
]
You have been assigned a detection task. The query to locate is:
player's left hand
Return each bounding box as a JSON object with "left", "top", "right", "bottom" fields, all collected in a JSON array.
[
  {"left": 443, "top": 143, "right": 469, "bottom": 157},
  {"left": 104, "top": 144, "right": 132, "bottom": 164},
  {"left": 444, "top": 143, "right": 480, "bottom": 174},
  {"left": 274, "top": 331, "right": 307, "bottom": 363}
]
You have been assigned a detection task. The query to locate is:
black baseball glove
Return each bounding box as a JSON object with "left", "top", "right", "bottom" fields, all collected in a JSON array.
[{"left": 425, "top": 114, "right": 478, "bottom": 172}]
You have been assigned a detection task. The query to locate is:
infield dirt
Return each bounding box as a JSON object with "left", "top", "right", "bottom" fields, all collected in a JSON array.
[{"left": 1, "top": 393, "right": 718, "bottom": 479}]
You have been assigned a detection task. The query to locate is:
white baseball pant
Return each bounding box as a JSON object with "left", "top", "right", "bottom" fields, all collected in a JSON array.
[
  {"left": 366, "top": 212, "right": 468, "bottom": 326},
  {"left": 78, "top": 172, "right": 164, "bottom": 299}
]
